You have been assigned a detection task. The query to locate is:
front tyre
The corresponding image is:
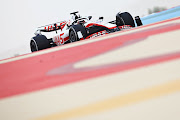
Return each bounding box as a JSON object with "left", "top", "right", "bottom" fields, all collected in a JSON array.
[
  {"left": 116, "top": 12, "right": 135, "bottom": 27},
  {"left": 69, "top": 28, "right": 79, "bottom": 42},
  {"left": 69, "top": 24, "right": 87, "bottom": 43},
  {"left": 30, "top": 35, "right": 51, "bottom": 52}
]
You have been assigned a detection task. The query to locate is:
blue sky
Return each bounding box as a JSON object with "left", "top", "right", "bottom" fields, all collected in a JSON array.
[{"left": 0, "top": 0, "right": 180, "bottom": 59}]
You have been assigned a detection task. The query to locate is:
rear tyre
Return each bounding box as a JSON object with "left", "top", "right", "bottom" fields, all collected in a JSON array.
[
  {"left": 30, "top": 35, "right": 51, "bottom": 52},
  {"left": 116, "top": 12, "right": 135, "bottom": 27}
]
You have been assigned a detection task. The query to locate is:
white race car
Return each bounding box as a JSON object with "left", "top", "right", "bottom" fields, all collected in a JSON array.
[{"left": 30, "top": 11, "right": 142, "bottom": 52}]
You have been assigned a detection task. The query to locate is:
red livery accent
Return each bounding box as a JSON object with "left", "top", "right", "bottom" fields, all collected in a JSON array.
[
  {"left": 118, "top": 25, "right": 132, "bottom": 29},
  {"left": 64, "top": 36, "right": 70, "bottom": 42},
  {"left": 60, "top": 21, "right": 67, "bottom": 30},
  {"left": 86, "top": 23, "right": 107, "bottom": 28},
  {"left": 54, "top": 33, "right": 65, "bottom": 45},
  {"left": 86, "top": 30, "right": 108, "bottom": 39}
]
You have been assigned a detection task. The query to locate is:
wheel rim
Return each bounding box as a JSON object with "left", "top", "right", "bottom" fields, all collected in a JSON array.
[
  {"left": 30, "top": 40, "right": 38, "bottom": 52},
  {"left": 69, "top": 30, "right": 77, "bottom": 42}
]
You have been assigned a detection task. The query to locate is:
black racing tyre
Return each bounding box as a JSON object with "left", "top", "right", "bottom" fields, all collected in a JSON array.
[
  {"left": 69, "top": 28, "right": 78, "bottom": 42},
  {"left": 30, "top": 35, "right": 51, "bottom": 52},
  {"left": 116, "top": 12, "right": 135, "bottom": 27},
  {"left": 69, "top": 24, "right": 87, "bottom": 42}
]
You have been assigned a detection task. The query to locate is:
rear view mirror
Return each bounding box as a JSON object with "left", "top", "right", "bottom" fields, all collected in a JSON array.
[
  {"left": 88, "top": 16, "right": 92, "bottom": 20},
  {"left": 99, "top": 17, "right": 104, "bottom": 20}
]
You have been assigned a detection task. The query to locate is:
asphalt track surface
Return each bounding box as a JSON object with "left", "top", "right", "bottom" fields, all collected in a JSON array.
[{"left": 0, "top": 9, "right": 180, "bottom": 120}]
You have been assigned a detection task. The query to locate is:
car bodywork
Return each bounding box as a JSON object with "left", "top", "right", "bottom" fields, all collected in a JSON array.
[{"left": 31, "top": 11, "right": 142, "bottom": 52}]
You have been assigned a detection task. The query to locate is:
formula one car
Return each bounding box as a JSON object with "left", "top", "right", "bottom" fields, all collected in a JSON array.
[{"left": 30, "top": 11, "right": 142, "bottom": 52}]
